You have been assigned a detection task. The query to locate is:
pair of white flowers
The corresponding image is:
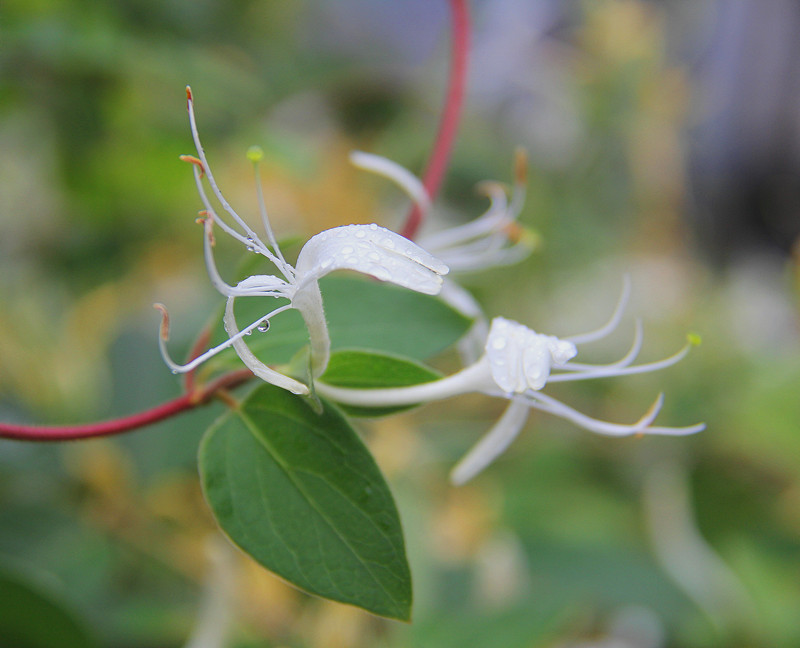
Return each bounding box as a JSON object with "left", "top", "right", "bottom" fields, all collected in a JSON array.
[{"left": 157, "top": 87, "right": 704, "bottom": 485}]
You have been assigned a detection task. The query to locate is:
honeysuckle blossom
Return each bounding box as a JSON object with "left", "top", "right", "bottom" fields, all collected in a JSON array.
[
  {"left": 156, "top": 87, "right": 449, "bottom": 395},
  {"left": 351, "top": 149, "right": 543, "bottom": 365},
  {"left": 316, "top": 286, "right": 705, "bottom": 484},
  {"left": 350, "top": 149, "right": 537, "bottom": 273}
]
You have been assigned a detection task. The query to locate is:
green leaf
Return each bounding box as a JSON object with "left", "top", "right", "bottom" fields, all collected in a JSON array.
[
  {"left": 207, "top": 275, "right": 472, "bottom": 371},
  {"left": 199, "top": 383, "right": 412, "bottom": 620},
  {"left": 321, "top": 349, "right": 442, "bottom": 417},
  {"left": 0, "top": 564, "right": 97, "bottom": 648}
]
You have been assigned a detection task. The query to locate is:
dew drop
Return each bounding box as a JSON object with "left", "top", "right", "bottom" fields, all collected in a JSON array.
[
  {"left": 369, "top": 223, "right": 378, "bottom": 230},
  {"left": 257, "top": 320, "right": 270, "bottom": 333},
  {"left": 492, "top": 337, "right": 507, "bottom": 350},
  {"left": 354, "top": 229, "right": 367, "bottom": 239},
  {"left": 341, "top": 245, "right": 354, "bottom": 255}
]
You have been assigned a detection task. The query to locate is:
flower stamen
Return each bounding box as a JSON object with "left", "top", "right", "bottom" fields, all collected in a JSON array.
[{"left": 179, "top": 154, "right": 205, "bottom": 177}]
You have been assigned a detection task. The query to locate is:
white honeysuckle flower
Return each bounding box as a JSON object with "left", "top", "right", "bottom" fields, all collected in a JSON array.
[
  {"left": 156, "top": 87, "right": 449, "bottom": 395},
  {"left": 350, "top": 149, "right": 538, "bottom": 368},
  {"left": 315, "top": 289, "right": 705, "bottom": 484},
  {"left": 350, "top": 149, "right": 537, "bottom": 272}
]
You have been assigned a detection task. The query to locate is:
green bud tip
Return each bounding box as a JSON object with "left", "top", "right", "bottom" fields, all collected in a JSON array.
[
  {"left": 687, "top": 333, "right": 702, "bottom": 347},
  {"left": 519, "top": 227, "right": 541, "bottom": 251},
  {"left": 247, "top": 145, "right": 264, "bottom": 164}
]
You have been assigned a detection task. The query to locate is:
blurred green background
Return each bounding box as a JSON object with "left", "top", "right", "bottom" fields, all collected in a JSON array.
[{"left": 1, "top": 0, "right": 799, "bottom": 646}]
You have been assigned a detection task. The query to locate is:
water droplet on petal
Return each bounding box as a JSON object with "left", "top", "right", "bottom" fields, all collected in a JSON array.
[
  {"left": 492, "top": 336, "right": 507, "bottom": 350},
  {"left": 341, "top": 245, "right": 354, "bottom": 255}
]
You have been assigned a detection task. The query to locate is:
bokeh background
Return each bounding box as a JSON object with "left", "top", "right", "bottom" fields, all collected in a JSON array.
[{"left": 1, "top": 0, "right": 799, "bottom": 646}]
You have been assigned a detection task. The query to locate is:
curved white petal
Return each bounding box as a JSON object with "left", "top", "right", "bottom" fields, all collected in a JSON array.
[
  {"left": 486, "top": 317, "right": 577, "bottom": 393},
  {"left": 486, "top": 317, "right": 528, "bottom": 393},
  {"left": 223, "top": 297, "right": 309, "bottom": 395},
  {"left": 295, "top": 224, "right": 449, "bottom": 295},
  {"left": 349, "top": 151, "right": 431, "bottom": 215},
  {"left": 236, "top": 274, "right": 292, "bottom": 294},
  {"left": 450, "top": 400, "right": 530, "bottom": 486},
  {"left": 420, "top": 182, "right": 509, "bottom": 251}
]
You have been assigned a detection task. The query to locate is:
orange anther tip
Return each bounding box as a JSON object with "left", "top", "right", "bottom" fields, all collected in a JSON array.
[
  {"left": 186, "top": 86, "right": 193, "bottom": 101},
  {"left": 503, "top": 222, "right": 524, "bottom": 242},
  {"left": 179, "top": 155, "right": 205, "bottom": 177},
  {"left": 514, "top": 148, "right": 528, "bottom": 183},
  {"left": 153, "top": 303, "right": 170, "bottom": 340}
]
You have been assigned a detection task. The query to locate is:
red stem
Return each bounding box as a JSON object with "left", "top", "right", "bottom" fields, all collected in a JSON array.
[
  {"left": 401, "top": 0, "right": 471, "bottom": 240},
  {"left": 0, "top": 370, "right": 254, "bottom": 442},
  {"left": 0, "top": 395, "right": 196, "bottom": 442}
]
